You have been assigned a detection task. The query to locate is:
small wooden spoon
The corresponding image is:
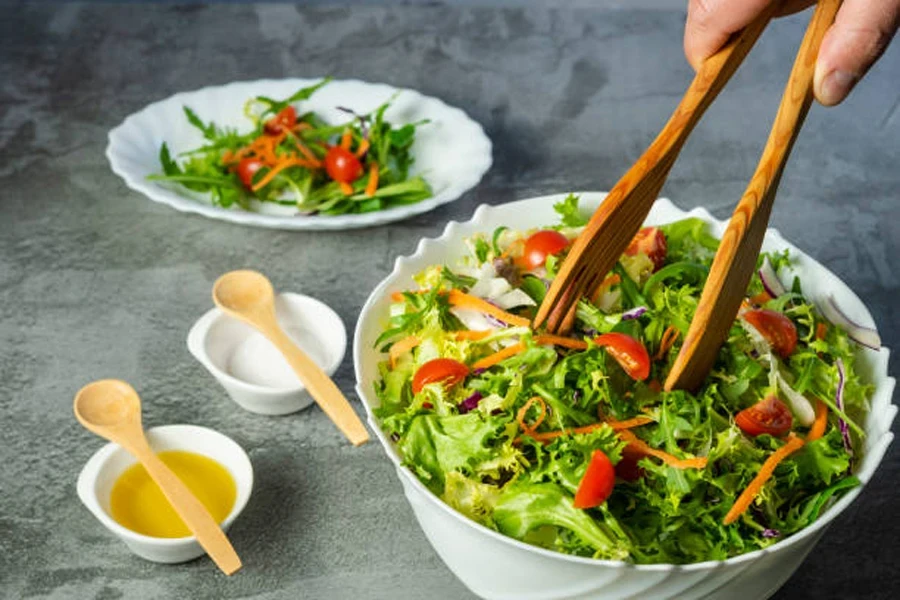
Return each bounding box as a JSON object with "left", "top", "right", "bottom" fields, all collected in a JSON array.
[
  {"left": 73, "top": 379, "right": 242, "bottom": 575},
  {"left": 212, "top": 270, "right": 369, "bottom": 446}
]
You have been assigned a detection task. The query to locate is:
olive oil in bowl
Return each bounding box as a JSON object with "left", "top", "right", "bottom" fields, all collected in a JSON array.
[{"left": 110, "top": 450, "right": 236, "bottom": 538}]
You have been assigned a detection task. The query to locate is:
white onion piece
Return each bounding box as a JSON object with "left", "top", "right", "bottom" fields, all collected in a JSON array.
[
  {"left": 758, "top": 257, "right": 787, "bottom": 298},
  {"left": 494, "top": 289, "right": 536, "bottom": 309},
  {"left": 450, "top": 307, "right": 495, "bottom": 332},
  {"left": 776, "top": 373, "right": 816, "bottom": 426},
  {"left": 819, "top": 295, "right": 881, "bottom": 350}
]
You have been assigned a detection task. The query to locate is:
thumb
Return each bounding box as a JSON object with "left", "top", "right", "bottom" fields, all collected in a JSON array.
[{"left": 814, "top": 0, "right": 900, "bottom": 106}]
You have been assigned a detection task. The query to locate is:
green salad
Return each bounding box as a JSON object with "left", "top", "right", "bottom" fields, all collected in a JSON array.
[
  {"left": 374, "top": 195, "right": 870, "bottom": 564},
  {"left": 149, "top": 78, "right": 431, "bottom": 215}
]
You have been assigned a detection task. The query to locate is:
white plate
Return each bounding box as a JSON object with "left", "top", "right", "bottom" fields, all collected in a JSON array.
[
  {"left": 353, "top": 193, "right": 896, "bottom": 600},
  {"left": 106, "top": 78, "right": 492, "bottom": 230}
]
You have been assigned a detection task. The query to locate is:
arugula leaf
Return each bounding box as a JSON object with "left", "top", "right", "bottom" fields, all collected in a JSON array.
[{"left": 183, "top": 106, "right": 217, "bottom": 140}]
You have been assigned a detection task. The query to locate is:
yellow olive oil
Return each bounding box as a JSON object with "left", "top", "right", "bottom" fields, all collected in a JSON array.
[{"left": 110, "top": 450, "right": 236, "bottom": 538}]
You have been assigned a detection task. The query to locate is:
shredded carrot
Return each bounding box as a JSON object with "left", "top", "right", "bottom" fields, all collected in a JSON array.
[
  {"left": 454, "top": 330, "right": 492, "bottom": 341},
  {"left": 365, "top": 163, "right": 379, "bottom": 197},
  {"left": 499, "top": 238, "right": 524, "bottom": 260},
  {"left": 816, "top": 322, "right": 828, "bottom": 341},
  {"left": 339, "top": 181, "right": 354, "bottom": 196},
  {"left": 617, "top": 429, "right": 708, "bottom": 470},
  {"left": 291, "top": 139, "right": 322, "bottom": 167},
  {"left": 520, "top": 416, "right": 655, "bottom": 444},
  {"left": 607, "top": 416, "right": 655, "bottom": 430},
  {"left": 653, "top": 325, "right": 681, "bottom": 361},
  {"left": 447, "top": 289, "right": 531, "bottom": 328},
  {"left": 391, "top": 289, "right": 430, "bottom": 302},
  {"left": 355, "top": 138, "right": 370, "bottom": 158},
  {"left": 750, "top": 291, "right": 773, "bottom": 306},
  {"left": 591, "top": 274, "right": 621, "bottom": 304},
  {"left": 251, "top": 158, "right": 319, "bottom": 191},
  {"left": 533, "top": 334, "right": 588, "bottom": 351},
  {"left": 724, "top": 435, "right": 805, "bottom": 525},
  {"left": 293, "top": 122, "right": 312, "bottom": 133},
  {"left": 389, "top": 336, "right": 420, "bottom": 369},
  {"left": 516, "top": 396, "right": 547, "bottom": 435},
  {"left": 806, "top": 400, "right": 828, "bottom": 442},
  {"left": 340, "top": 129, "right": 353, "bottom": 151},
  {"left": 471, "top": 342, "right": 525, "bottom": 371}
]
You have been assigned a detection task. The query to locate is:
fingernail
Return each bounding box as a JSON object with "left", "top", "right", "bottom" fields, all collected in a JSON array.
[{"left": 819, "top": 70, "right": 856, "bottom": 106}]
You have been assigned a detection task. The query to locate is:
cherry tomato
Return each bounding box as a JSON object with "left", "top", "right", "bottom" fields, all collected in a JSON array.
[
  {"left": 735, "top": 395, "right": 793, "bottom": 437},
  {"left": 236, "top": 158, "right": 265, "bottom": 189},
  {"left": 412, "top": 358, "right": 469, "bottom": 395},
  {"left": 743, "top": 309, "right": 797, "bottom": 359},
  {"left": 324, "top": 146, "right": 363, "bottom": 183},
  {"left": 573, "top": 450, "right": 616, "bottom": 509},
  {"left": 264, "top": 106, "right": 297, "bottom": 135},
  {"left": 625, "top": 227, "right": 667, "bottom": 271},
  {"left": 522, "top": 230, "right": 570, "bottom": 270},
  {"left": 594, "top": 332, "right": 651, "bottom": 381}
]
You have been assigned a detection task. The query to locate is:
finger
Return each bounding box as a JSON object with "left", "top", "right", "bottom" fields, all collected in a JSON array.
[
  {"left": 814, "top": 0, "right": 900, "bottom": 106},
  {"left": 684, "top": 0, "right": 815, "bottom": 71}
]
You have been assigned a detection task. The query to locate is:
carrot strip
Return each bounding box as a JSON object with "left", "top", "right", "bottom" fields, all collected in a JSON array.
[
  {"left": 292, "top": 139, "right": 322, "bottom": 167},
  {"left": 516, "top": 396, "right": 547, "bottom": 435},
  {"left": 653, "top": 325, "right": 680, "bottom": 361},
  {"left": 723, "top": 435, "right": 805, "bottom": 525},
  {"left": 617, "top": 429, "right": 708, "bottom": 470},
  {"left": 816, "top": 322, "right": 828, "bottom": 341},
  {"left": 499, "top": 238, "right": 524, "bottom": 260},
  {"left": 607, "top": 416, "right": 655, "bottom": 430},
  {"left": 472, "top": 342, "right": 526, "bottom": 371},
  {"left": 340, "top": 129, "right": 353, "bottom": 151},
  {"left": 806, "top": 400, "right": 828, "bottom": 442},
  {"left": 520, "top": 416, "right": 654, "bottom": 444},
  {"left": 750, "top": 291, "right": 773, "bottom": 306},
  {"left": 534, "top": 334, "right": 588, "bottom": 351},
  {"left": 591, "top": 274, "right": 621, "bottom": 303},
  {"left": 365, "top": 163, "right": 379, "bottom": 197},
  {"left": 339, "top": 181, "right": 354, "bottom": 196},
  {"left": 447, "top": 290, "right": 531, "bottom": 328},
  {"left": 251, "top": 158, "right": 319, "bottom": 191},
  {"left": 391, "top": 289, "right": 430, "bottom": 302},
  {"left": 389, "top": 336, "right": 420, "bottom": 369},
  {"left": 355, "top": 138, "right": 370, "bottom": 158},
  {"left": 454, "top": 330, "right": 492, "bottom": 341}
]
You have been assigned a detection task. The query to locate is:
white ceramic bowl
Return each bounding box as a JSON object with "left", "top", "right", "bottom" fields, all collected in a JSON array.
[
  {"left": 106, "top": 77, "right": 492, "bottom": 230},
  {"left": 76, "top": 424, "right": 253, "bottom": 564},
  {"left": 353, "top": 193, "right": 897, "bottom": 600},
  {"left": 188, "top": 292, "right": 346, "bottom": 416}
]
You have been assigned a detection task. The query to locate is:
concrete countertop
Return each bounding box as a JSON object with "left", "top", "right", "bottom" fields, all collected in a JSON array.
[{"left": 1, "top": 2, "right": 898, "bottom": 599}]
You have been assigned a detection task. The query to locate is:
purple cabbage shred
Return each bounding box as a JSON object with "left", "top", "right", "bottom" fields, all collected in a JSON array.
[
  {"left": 835, "top": 358, "right": 854, "bottom": 456},
  {"left": 622, "top": 306, "right": 648, "bottom": 320},
  {"left": 458, "top": 392, "right": 483, "bottom": 414},
  {"left": 762, "top": 529, "right": 781, "bottom": 539}
]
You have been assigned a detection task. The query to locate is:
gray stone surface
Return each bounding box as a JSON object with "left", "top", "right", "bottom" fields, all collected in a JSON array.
[{"left": 1, "top": 2, "right": 898, "bottom": 599}]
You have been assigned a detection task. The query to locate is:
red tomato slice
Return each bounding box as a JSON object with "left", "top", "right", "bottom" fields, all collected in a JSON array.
[
  {"left": 735, "top": 395, "right": 793, "bottom": 437},
  {"left": 743, "top": 309, "right": 797, "bottom": 359},
  {"left": 264, "top": 106, "right": 297, "bottom": 135},
  {"left": 594, "top": 332, "right": 651, "bottom": 381},
  {"left": 324, "top": 146, "right": 363, "bottom": 183},
  {"left": 236, "top": 158, "right": 265, "bottom": 189},
  {"left": 412, "top": 358, "right": 469, "bottom": 394},
  {"left": 573, "top": 450, "right": 616, "bottom": 509},
  {"left": 624, "top": 227, "right": 667, "bottom": 271},
  {"left": 522, "top": 230, "right": 569, "bottom": 270}
]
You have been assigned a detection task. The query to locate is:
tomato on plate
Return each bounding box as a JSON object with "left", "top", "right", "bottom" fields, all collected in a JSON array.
[
  {"left": 573, "top": 450, "right": 616, "bottom": 509},
  {"left": 264, "top": 106, "right": 297, "bottom": 135},
  {"left": 412, "top": 358, "right": 469, "bottom": 394},
  {"left": 325, "top": 146, "right": 363, "bottom": 183},
  {"left": 743, "top": 309, "right": 797, "bottom": 359},
  {"left": 735, "top": 395, "right": 793, "bottom": 437},
  {"left": 624, "top": 227, "right": 667, "bottom": 271},
  {"left": 236, "top": 158, "right": 265, "bottom": 189},
  {"left": 594, "top": 332, "right": 651, "bottom": 381},
  {"left": 522, "top": 230, "right": 569, "bottom": 270}
]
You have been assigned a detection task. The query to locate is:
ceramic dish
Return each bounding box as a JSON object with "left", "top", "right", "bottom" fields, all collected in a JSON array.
[
  {"left": 106, "top": 78, "right": 492, "bottom": 230},
  {"left": 188, "top": 292, "right": 346, "bottom": 416},
  {"left": 76, "top": 424, "right": 254, "bottom": 564},
  {"left": 353, "top": 193, "right": 896, "bottom": 600}
]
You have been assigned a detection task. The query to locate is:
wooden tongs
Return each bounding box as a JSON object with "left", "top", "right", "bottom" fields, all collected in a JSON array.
[{"left": 535, "top": 0, "right": 842, "bottom": 391}]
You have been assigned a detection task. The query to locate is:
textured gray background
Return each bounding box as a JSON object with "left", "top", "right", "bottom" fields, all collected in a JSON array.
[{"left": 1, "top": 1, "right": 898, "bottom": 599}]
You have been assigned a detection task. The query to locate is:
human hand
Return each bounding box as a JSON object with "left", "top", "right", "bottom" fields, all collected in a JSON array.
[{"left": 684, "top": 0, "right": 899, "bottom": 105}]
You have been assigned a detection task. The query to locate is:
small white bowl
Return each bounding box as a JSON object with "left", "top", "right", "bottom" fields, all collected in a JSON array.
[
  {"left": 76, "top": 424, "right": 254, "bottom": 564},
  {"left": 188, "top": 292, "right": 346, "bottom": 416}
]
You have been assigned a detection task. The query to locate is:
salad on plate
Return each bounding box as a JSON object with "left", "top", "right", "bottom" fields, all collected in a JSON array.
[
  {"left": 373, "top": 195, "right": 875, "bottom": 564},
  {"left": 149, "top": 78, "right": 431, "bottom": 216}
]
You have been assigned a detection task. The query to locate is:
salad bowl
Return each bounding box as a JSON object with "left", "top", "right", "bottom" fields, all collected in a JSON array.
[
  {"left": 353, "top": 193, "right": 896, "bottom": 600},
  {"left": 106, "top": 78, "right": 492, "bottom": 230}
]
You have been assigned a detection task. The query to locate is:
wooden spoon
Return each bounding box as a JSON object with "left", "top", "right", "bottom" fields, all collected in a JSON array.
[
  {"left": 665, "top": 0, "right": 842, "bottom": 391},
  {"left": 73, "top": 379, "right": 242, "bottom": 575},
  {"left": 212, "top": 270, "right": 369, "bottom": 446}
]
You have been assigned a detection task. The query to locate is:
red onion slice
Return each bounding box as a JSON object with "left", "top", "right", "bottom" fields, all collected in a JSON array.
[
  {"left": 622, "top": 306, "right": 648, "bottom": 320},
  {"left": 820, "top": 295, "right": 881, "bottom": 350},
  {"left": 835, "top": 358, "right": 853, "bottom": 456},
  {"left": 458, "top": 391, "right": 483, "bottom": 414},
  {"left": 758, "top": 257, "right": 787, "bottom": 298}
]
